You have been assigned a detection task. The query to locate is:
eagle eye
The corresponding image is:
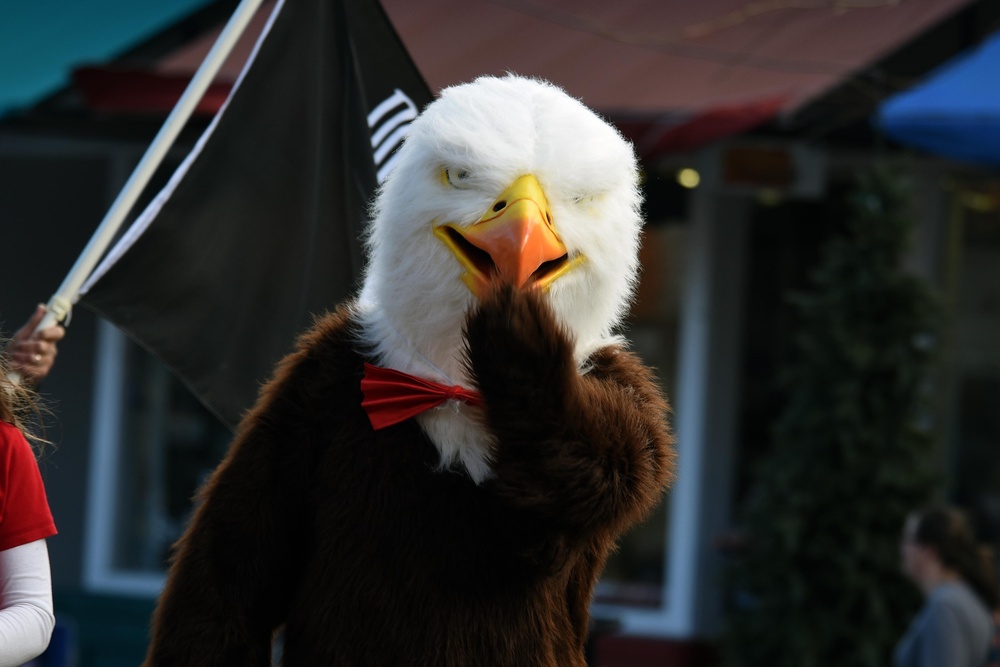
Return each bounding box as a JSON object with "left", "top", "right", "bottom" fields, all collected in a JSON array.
[{"left": 443, "top": 168, "right": 472, "bottom": 189}]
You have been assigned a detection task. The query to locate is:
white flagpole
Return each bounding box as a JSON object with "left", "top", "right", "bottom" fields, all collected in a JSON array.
[{"left": 35, "top": 0, "right": 267, "bottom": 333}]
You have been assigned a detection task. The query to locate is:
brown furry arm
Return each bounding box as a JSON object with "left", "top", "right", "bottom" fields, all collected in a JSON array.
[
  {"left": 143, "top": 340, "right": 325, "bottom": 666},
  {"left": 465, "top": 286, "right": 675, "bottom": 540}
]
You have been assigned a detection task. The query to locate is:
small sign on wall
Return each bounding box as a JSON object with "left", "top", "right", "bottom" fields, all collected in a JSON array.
[{"left": 707, "top": 142, "right": 827, "bottom": 199}]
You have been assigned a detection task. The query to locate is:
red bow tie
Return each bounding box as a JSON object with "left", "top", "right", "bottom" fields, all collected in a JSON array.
[{"left": 360, "top": 363, "right": 483, "bottom": 430}]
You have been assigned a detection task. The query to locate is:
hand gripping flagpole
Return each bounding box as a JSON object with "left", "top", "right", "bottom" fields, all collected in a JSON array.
[{"left": 35, "top": 0, "right": 267, "bottom": 336}]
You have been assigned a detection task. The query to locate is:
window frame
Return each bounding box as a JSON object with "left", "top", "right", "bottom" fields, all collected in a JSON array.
[{"left": 83, "top": 320, "right": 167, "bottom": 597}]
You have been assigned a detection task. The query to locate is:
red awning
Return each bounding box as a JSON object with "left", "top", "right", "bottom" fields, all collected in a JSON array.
[
  {"left": 74, "top": 0, "right": 973, "bottom": 156},
  {"left": 72, "top": 0, "right": 275, "bottom": 116}
]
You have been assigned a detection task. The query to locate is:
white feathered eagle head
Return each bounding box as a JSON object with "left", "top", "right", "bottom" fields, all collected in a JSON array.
[{"left": 357, "top": 74, "right": 644, "bottom": 480}]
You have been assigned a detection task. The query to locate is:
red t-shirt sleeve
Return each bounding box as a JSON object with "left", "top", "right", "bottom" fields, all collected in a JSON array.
[{"left": 0, "top": 421, "right": 57, "bottom": 551}]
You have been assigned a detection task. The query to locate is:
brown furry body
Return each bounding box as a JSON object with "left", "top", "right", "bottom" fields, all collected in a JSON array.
[{"left": 144, "top": 287, "right": 674, "bottom": 666}]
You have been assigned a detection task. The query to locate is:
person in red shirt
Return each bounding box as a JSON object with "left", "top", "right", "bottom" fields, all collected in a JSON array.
[{"left": 0, "top": 338, "right": 57, "bottom": 666}]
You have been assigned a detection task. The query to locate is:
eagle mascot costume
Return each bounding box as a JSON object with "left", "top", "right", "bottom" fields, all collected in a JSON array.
[{"left": 144, "top": 74, "right": 675, "bottom": 667}]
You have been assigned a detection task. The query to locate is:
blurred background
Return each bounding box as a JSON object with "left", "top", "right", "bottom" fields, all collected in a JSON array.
[{"left": 2, "top": 1, "right": 999, "bottom": 665}]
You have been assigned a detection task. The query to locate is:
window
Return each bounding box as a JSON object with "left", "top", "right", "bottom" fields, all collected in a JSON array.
[
  {"left": 595, "top": 222, "right": 687, "bottom": 609},
  {"left": 947, "top": 183, "right": 1000, "bottom": 545},
  {"left": 82, "top": 213, "right": 694, "bottom": 606},
  {"left": 85, "top": 322, "right": 230, "bottom": 595}
]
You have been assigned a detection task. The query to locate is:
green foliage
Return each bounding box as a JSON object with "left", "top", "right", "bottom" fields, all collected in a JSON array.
[{"left": 723, "top": 167, "right": 942, "bottom": 667}]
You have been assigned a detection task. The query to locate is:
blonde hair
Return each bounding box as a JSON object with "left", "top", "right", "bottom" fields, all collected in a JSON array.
[{"left": 1, "top": 339, "right": 48, "bottom": 453}]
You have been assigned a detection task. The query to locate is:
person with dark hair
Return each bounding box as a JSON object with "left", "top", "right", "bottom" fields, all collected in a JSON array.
[{"left": 895, "top": 505, "right": 998, "bottom": 667}]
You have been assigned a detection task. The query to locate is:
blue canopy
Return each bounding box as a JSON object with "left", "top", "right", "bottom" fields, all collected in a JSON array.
[
  {"left": 0, "top": 0, "right": 212, "bottom": 118},
  {"left": 876, "top": 29, "right": 1000, "bottom": 169}
]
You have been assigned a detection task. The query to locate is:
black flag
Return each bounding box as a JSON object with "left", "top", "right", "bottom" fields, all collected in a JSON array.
[{"left": 79, "top": 0, "right": 432, "bottom": 429}]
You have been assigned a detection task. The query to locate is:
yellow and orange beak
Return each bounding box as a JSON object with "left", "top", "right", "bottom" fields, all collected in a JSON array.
[{"left": 435, "top": 174, "right": 582, "bottom": 297}]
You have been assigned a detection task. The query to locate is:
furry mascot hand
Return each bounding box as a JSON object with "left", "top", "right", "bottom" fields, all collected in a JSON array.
[
  {"left": 468, "top": 285, "right": 673, "bottom": 538},
  {"left": 143, "top": 74, "right": 675, "bottom": 667}
]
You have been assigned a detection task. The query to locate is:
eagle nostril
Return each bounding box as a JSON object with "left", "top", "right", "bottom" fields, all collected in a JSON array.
[{"left": 493, "top": 200, "right": 506, "bottom": 213}]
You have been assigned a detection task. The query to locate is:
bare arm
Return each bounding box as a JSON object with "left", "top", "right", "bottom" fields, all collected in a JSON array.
[{"left": 7, "top": 305, "right": 65, "bottom": 385}]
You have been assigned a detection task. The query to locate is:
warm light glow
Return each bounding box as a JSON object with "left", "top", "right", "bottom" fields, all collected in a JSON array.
[
  {"left": 758, "top": 188, "right": 783, "bottom": 207},
  {"left": 676, "top": 168, "right": 701, "bottom": 189}
]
